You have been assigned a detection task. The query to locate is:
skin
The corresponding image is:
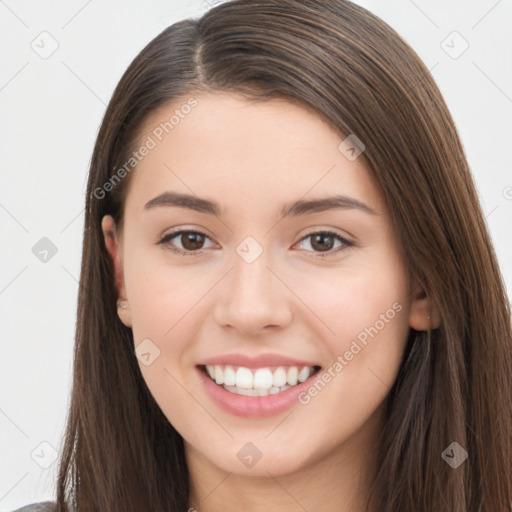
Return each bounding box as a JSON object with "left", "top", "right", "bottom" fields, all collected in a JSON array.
[{"left": 102, "top": 92, "right": 439, "bottom": 512}]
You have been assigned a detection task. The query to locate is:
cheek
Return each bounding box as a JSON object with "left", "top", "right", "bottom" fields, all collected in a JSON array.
[
  {"left": 287, "top": 257, "right": 409, "bottom": 347},
  {"left": 294, "top": 259, "right": 410, "bottom": 425},
  {"left": 123, "top": 245, "right": 210, "bottom": 341},
  {"left": 122, "top": 249, "right": 209, "bottom": 426},
  {"left": 292, "top": 258, "right": 410, "bottom": 401}
]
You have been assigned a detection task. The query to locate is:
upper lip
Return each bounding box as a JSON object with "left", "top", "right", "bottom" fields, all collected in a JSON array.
[{"left": 197, "top": 353, "right": 322, "bottom": 369}]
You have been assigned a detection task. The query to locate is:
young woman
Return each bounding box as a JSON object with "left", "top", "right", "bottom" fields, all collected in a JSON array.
[{"left": 14, "top": 0, "right": 512, "bottom": 511}]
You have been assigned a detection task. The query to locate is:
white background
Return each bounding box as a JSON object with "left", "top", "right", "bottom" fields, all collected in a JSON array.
[{"left": 1, "top": 0, "right": 511, "bottom": 509}]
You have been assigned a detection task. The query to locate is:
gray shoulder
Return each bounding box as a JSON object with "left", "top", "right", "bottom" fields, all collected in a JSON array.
[{"left": 10, "top": 502, "right": 56, "bottom": 512}]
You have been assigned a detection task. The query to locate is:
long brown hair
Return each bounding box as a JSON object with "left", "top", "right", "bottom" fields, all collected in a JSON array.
[{"left": 55, "top": 1, "right": 512, "bottom": 510}]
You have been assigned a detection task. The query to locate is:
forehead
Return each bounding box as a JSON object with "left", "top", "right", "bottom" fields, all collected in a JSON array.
[
  {"left": 138, "top": 91, "right": 339, "bottom": 151},
  {"left": 125, "top": 91, "right": 386, "bottom": 217}
]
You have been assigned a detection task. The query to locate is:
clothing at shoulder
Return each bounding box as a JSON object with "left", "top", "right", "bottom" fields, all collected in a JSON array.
[{"left": 11, "top": 502, "right": 56, "bottom": 512}]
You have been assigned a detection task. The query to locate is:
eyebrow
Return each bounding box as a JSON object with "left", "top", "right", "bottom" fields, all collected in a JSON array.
[{"left": 144, "top": 191, "right": 378, "bottom": 217}]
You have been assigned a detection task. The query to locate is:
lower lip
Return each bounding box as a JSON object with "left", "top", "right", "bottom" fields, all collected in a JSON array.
[{"left": 196, "top": 366, "right": 320, "bottom": 418}]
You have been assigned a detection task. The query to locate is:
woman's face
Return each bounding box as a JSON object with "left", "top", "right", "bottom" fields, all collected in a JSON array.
[{"left": 102, "top": 92, "right": 431, "bottom": 479}]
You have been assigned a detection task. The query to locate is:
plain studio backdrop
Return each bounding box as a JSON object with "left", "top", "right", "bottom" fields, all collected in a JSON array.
[{"left": 0, "top": 0, "right": 511, "bottom": 509}]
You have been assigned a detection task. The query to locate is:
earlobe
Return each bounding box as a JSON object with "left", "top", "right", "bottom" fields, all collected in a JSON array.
[
  {"left": 101, "top": 215, "right": 132, "bottom": 328},
  {"left": 408, "top": 281, "right": 440, "bottom": 331}
]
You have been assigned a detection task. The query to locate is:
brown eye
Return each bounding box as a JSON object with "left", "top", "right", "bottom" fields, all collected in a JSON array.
[
  {"left": 310, "top": 233, "right": 336, "bottom": 252},
  {"left": 159, "top": 230, "right": 214, "bottom": 255},
  {"left": 297, "top": 230, "right": 353, "bottom": 257},
  {"left": 179, "top": 232, "right": 206, "bottom": 250}
]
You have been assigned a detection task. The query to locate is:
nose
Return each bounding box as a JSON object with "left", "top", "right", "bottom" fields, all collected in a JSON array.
[{"left": 213, "top": 246, "right": 293, "bottom": 335}]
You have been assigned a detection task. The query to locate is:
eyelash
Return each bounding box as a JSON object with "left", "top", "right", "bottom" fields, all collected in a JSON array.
[{"left": 157, "top": 229, "right": 354, "bottom": 258}]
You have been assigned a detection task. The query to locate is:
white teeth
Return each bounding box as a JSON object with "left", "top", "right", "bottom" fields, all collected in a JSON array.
[
  {"left": 253, "top": 368, "right": 274, "bottom": 390},
  {"left": 214, "top": 365, "right": 224, "bottom": 385},
  {"left": 272, "top": 367, "right": 287, "bottom": 387},
  {"left": 223, "top": 365, "right": 236, "bottom": 386},
  {"left": 204, "top": 364, "right": 317, "bottom": 391},
  {"left": 235, "top": 367, "right": 253, "bottom": 389},
  {"left": 287, "top": 366, "right": 298, "bottom": 386},
  {"left": 223, "top": 384, "right": 292, "bottom": 396},
  {"left": 298, "top": 366, "right": 310, "bottom": 383},
  {"left": 233, "top": 387, "right": 251, "bottom": 396}
]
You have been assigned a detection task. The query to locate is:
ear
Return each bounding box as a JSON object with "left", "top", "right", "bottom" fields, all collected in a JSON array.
[
  {"left": 408, "top": 279, "right": 440, "bottom": 331},
  {"left": 101, "top": 215, "right": 132, "bottom": 328}
]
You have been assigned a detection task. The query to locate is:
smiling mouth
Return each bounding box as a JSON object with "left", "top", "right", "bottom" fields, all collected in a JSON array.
[{"left": 198, "top": 364, "right": 322, "bottom": 397}]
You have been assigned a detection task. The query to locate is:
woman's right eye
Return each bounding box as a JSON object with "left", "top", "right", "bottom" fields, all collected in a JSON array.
[{"left": 158, "top": 230, "right": 215, "bottom": 256}]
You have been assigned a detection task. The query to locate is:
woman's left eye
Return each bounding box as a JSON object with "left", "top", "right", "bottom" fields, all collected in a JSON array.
[
  {"left": 158, "top": 229, "right": 353, "bottom": 257},
  {"left": 295, "top": 230, "right": 353, "bottom": 258}
]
